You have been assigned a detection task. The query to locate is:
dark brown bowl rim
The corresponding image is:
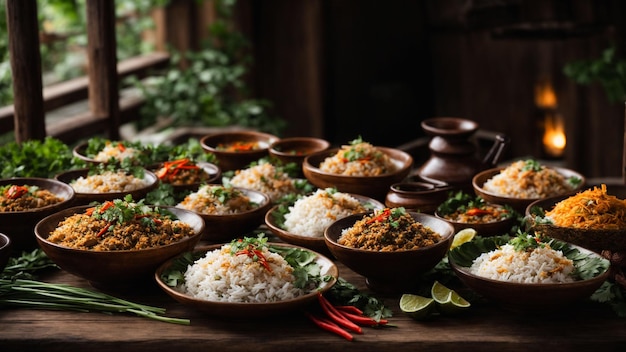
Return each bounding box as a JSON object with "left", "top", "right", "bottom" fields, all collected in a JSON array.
[
  {"left": 199, "top": 131, "right": 279, "bottom": 155},
  {"left": 324, "top": 211, "right": 455, "bottom": 253},
  {"left": 472, "top": 166, "right": 586, "bottom": 202},
  {"left": 35, "top": 205, "right": 205, "bottom": 253},
  {"left": 268, "top": 137, "right": 331, "bottom": 157},
  {"left": 303, "top": 146, "right": 413, "bottom": 179},
  {"left": 0, "top": 177, "right": 76, "bottom": 213}
]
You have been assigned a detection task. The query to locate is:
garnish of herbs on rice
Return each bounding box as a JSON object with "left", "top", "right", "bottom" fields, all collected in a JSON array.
[
  {"left": 319, "top": 136, "right": 396, "bottom": 176},
  {"left": 437, "top": 191, "right": 515, "bottom": 224}
]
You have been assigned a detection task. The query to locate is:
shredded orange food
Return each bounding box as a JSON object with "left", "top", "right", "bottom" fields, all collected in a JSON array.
[{"left": 545, "top": 184, "right": 626, "bottom": 230}]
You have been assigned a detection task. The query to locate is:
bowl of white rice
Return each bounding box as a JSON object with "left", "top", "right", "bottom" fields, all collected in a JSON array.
[
  {"left": 175, "top": 184, "right": 272, "bottom": 242},
  {"left": 154, "top": 239, "right": 338, "bottom": 317},
  {"left": 472, "top": 159, "right": 585, "bottom": 213},
  {"left": 302, "top": 142, "right": 413, "bottom": 202},
  {"left": 264, "top": 188, "right": 384, "bottom": 254},
  {"left": 55, "top": 168, "right": 158, "bottom": 205},
  {"left": 448, "top": 234, "right": 610, "bottom": 312}
]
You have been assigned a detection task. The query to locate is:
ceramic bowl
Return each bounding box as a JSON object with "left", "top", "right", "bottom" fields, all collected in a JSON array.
[
  {"left": 448, "top": 235, "right": 611, "bottom": 312},
  {"left": 472, "top": 166, "right": 585, "bottom": 214},
  {"left": 200, "top": 131, "right": 280, "bottom": 171},
  {"left": 434, "top": 203, "right": 516, "bottom": 237},
  {"left": 525, "top": 194, "right": 626, "bottom": 252},
  {"left": 179, "top": 186, "right": 272, "bottom": 243},
  {"left": 385, "top": 181, "right": 453, "bottom": 214},
  {"left": 154, "top": 242, "right": 338, "bottom": 317},
  {"left": 268, "top": 137, "right": 330, "bottom": 171},
  {"left": 302, "top": 147, "right": 413, "bottom": 201},
  {"left": 55, "top": 168, "right": 159, "bottom": 205},
  {"left": 0, "top": 233, "right": 11, "bottom": 272},
  {"left": 264, "top": 194, "right": 385, "bottom": 255},
  {"left": 324, "top": 211, "right": 454, "bottom": 293},
  {"left": 149, "top": 161, "right": 221, "bottom": 194},
  {"left": 34, "top": 205, "right": 204, "bottom": 287},
  {"left": 0, "top": 177, "right": 76, "bottom": 250}
]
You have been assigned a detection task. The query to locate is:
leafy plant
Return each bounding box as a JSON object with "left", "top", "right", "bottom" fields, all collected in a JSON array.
[
  {"left": 563, "top": 45, "right": 626, "bottom": 103},
  {"left": 0, "top": 136, "right": 81, "bottom": 178}
]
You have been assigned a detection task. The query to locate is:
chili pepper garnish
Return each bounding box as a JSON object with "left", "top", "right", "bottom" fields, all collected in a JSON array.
[
  {"left": 231, "top": 238, "right": 272, "bottom": 272},
  {"left": 464, "top": 208, "right": 492, "bottom": 217},
  {"left": 156, "top": 158, "right": 201, "bottom": 181},
  {"left": 217, "top": 141, "right": 259, "bottom": 152},
  {"left": 366, "top": 208, "right": 392, "bottom": 224},
  {"left": 4, "top": 185, "right": 29, "bottom": 199}
]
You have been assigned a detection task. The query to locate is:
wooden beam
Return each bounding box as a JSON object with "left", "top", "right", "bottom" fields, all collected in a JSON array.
[
  {"left": 5, "top": 0, "right": 46, "bottom": 142},
  {"left": 86, "top": 0, "right": 120, "bottom": 139}
]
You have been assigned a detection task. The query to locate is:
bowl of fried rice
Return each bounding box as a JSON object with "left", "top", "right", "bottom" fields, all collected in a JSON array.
[
  {"left": 472, "top": 159, "right": 585, "bottom": 213},
  {"left": 200, "top": 130, "right": 279, "bottom": 171},
  {"left": 264, "top": 188, "right": 384, "bottom": 254},
  {"left": 0, "top": 177, "right": 76, "bottom": 250},
  {"left": 34, "top": 198, "right": 205, "bottom": 287},
  {"left": 55, "top": 167, "right": 159, "bottom": 205},
  {"left": 175, "top": 184, "right": 272, "bottom": 242},
  {"left": 324, "top": 208, "right": 454, "bottom": 293},
  {"left": 302, "top": 137, "right": 413, "bottom": 201},
  {"left": 448, "top": 233, "right": 610, "bottom": 312},
  {"left": 154, "top": 236, "right": 338, "bottom": 317}
]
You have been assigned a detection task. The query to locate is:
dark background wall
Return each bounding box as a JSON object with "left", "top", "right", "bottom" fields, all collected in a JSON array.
[{"left": 238, "top": 0, "right": 625, "bottom": 179}]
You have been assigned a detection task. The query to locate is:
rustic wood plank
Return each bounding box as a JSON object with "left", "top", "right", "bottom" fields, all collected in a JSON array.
[
  {"left": 85, "top": 0, "right": 121, "bottom": 140},
  {"left": 5, "top": 0, "right": 46, "bottom": 142}
]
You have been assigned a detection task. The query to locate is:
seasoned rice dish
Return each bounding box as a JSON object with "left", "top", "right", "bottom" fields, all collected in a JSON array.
[
  {"left": 482, "top": 159, "right": 578, "bottom": 199},
  {"left": 70, "top": 170, "right": 150, "bottom": 193},
  {"left": 319, "top": 137, "right": 396, "bottom": 176},
  {"left": 229, "top": 162, "right": 297, "bottom": 202},
  {"left": 283, "top": 188, "right": 369, "bottom": 238},
  {"left": 469, "top": 242, "right": 575, "bottom": 283},
  {"left": 47, "top": 198, "right": 196, "bottom": 251},
  {"left": 339, "top": 207, "right": 442, "bottom": 251},
  {"left": 176, "top": 184, "right": 258, "bottom": 215},
  {"left": 93, "top": 141, "right": 141, "bottom": 163},
  {"left": 181, "top": 240, "right": 305, "bottom": 303},
  {"left": 0, "top": 184, "right": 64, "bottom": 211}
]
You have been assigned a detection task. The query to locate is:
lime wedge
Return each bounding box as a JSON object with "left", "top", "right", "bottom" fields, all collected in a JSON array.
[
  {"left": 450, "top": 228, "right": 477, "bottom": 250},
  {"left": 439, "top": 291, "right": 471, "bottom": 314},
  {"left": 431, "top": 281, "right": 453, "bottom": 304},
  {"left": 400, "top": 294, "right": 436, "bottom": 320}
]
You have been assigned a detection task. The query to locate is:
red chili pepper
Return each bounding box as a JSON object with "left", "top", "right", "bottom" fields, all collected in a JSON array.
[
  {"left": 97, "top": 222, "right": 111, "bottom": 237},
  {"left": 465, "top": 208, "right": 491, "bottom": 217},
  {"left": 236, "top": 248, "right": 272, "bottom": 272},
  {"left": 366, "top": 208, "right": 391, "bottom": 224},
  {"left": 304, "top": 311, "right": 354, "bottom": 341},
  {"left": 117, "top": 142, "right": 126, "bottom": 152},
  {"left": 4, "top": 185, "right": 29, "bottom": 199},
  {"left": 334, "top": 305, "right": 364, "bottom": 316},
  {"left": 339, "top": 311, "right": 387, "bottom": 327},
  {"left": 317, "top": 293, "right": 362, "bottom": 334}
]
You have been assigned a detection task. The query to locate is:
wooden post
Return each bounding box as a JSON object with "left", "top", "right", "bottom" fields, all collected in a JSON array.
[
  {"left": 85, "top": 0, "right": 120, "bottom": 139},
  {"left": 5, "top": 0, "right": 46, "bottom": 142}
]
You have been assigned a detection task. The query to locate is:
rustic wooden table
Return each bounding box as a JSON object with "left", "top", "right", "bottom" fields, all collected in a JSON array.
[{"left": 2, "top": 238, "right": 626, "bottom": 352}]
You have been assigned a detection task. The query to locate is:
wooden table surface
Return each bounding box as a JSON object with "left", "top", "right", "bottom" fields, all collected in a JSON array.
[{"left": 2, "top": 238, "right": 626, "bottom": 352}]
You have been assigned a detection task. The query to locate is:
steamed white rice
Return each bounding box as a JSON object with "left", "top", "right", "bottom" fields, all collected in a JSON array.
[
  {"left": 469, "top": 244, "right": 575, "bottom": 283},
  {"left": 181, "top": 244, "right": 305, "bottom": 303},
  {"left": 283, "top": 189, "right": 368, "bottom": 237},
  {"left": 70, "top": 170, "right": 149, "bottom": 193},
  {"left": 229, "top": 162, "right": 297, "bottom": 202}
]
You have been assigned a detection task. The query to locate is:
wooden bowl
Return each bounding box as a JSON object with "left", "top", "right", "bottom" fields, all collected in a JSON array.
[
  {"left": 525, "top": 194, "right": 626, "bottom": 252},
  {"left": 472, "top": 166, "right": 585, "bottom": 214},
  {"left": 149, "top": 161, "right": 221, "bottom": 194},
  {"left": 264, "top": 193, "right": 384, "bottom": 255},
  {"left": 55, "top": 168, "right": 159, "bottom": 205},
  {"left": 200, "top": 131, "right": 279, "bottom": 171},
  {"left": 434, "top": 203, "right": 516, "bottom": 237},
  {"left": 324, "top": 211, "right": 454, "bottom": 293},
  {"left": 34, "top": 205, "right": 204, "bottom": 287},
  {"left": 302, "top": 147, "right": 413, "bottom": 202},
  {"left": 448, "top": 235, "right": 610, "bottom": 312},
  {"left": 268, "top": 137, "right": 330, "bottom": 171},
  {"left": 178, "top": 186, "right": 272, "bottom": 243},
  {"left": 0, "top": 177, "right": 76, "bottom": 250},
  {"left": 154, "top": 243, "right": 338, "bottom": 317},
  {"left": 0, "top": 233, "right": 11, "bottom": 272}
]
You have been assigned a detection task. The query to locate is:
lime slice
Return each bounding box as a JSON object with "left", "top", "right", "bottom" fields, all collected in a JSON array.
[
  {"left": 431, "top": 281, "right": 453, "bottom": 304},
  {"left": 439, "top": 291, "right": 471, "bottom": 314},
  {"left": 400, "top": 294, "right": 436, "bottom": 320},
  {"left": 450, "top": 228, "right": 477, "bottom": 250}
]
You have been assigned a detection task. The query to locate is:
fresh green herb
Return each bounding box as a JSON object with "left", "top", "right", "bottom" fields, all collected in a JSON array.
[
  {"left": 210, "top": 185, "right": 242, "bottom": 204},
  {"left": 269, "top": 244, "right": 329, "bottom": 289},
  {"left": 1, "top": 249, "right": 57, "bottom": 280},
  {"left": 521, "top": 159, "right": 543, "bottom": 172},
  {"left": 509, "top": 231, "right": 545, "bottom": 251},
  {"left": 343, "top": 136, "right": 369, "bottom": 162},
  {"left": 437, "top": 191, "right": 486, "bottom": 216},
  {"left": 568, "top": 176, "right": 583, "bottom": 187},
  {"left": 145, "top": 183, "right": 180, "bottom": 206},
  {"left": 327, "top": 277, "right": 393, "bottom": 322},
  {"left": 0, "top": 137, "right": 78, "bottom": 178}
]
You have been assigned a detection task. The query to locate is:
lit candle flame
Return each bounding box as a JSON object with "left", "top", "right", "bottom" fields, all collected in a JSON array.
[{"left": 543, "top": 113, "right": 566, "bottom": 157}]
